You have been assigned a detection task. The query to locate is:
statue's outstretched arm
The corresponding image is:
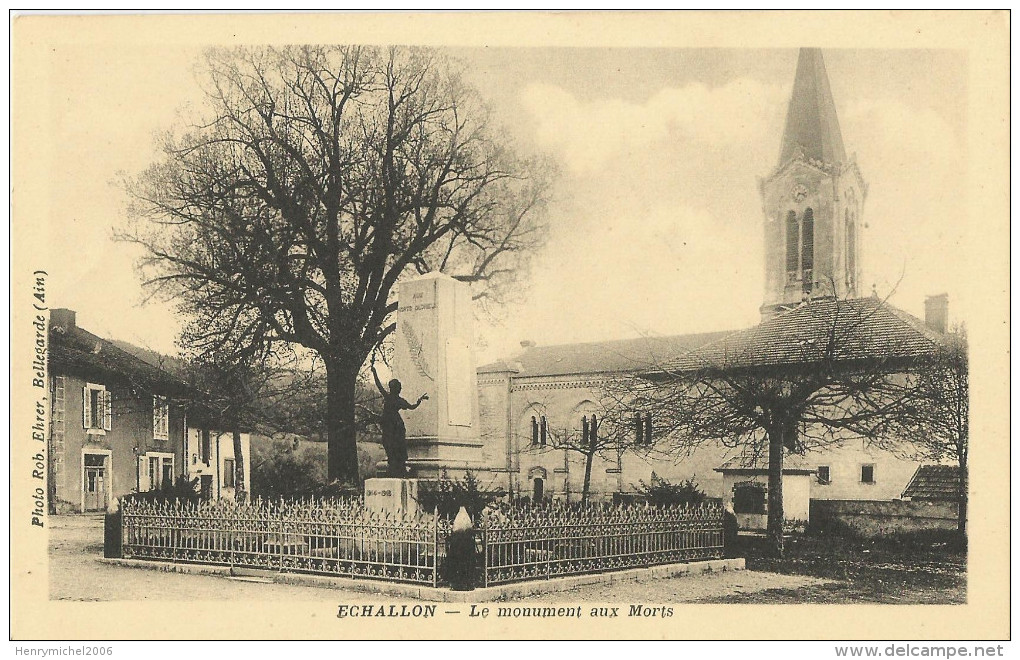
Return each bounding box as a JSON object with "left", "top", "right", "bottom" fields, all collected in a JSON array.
[{"left": 404, "top": 393, "right": 428, "bottom": 410}]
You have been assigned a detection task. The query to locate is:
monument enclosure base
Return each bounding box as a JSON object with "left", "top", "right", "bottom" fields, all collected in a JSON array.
[{"left": 364, "top": 478, "right": 422, "bottom": 518}]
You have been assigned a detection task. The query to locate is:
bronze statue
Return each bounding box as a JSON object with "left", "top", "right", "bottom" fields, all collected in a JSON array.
[{"left": 371, "top": 353, "right": 428, "bottom": 478}]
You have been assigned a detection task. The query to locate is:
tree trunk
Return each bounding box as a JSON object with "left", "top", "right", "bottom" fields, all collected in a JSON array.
[
  {"left": 957, "top": 454, "right": 968, "bottom": 537},
  {"left": 325, "top": 358, "right": 362, "bottom": 485},
  {"left": 765, "top": 426, "right": 788, "bottom": 559},
  {"left": 232, "top": 430, "right": 246, "bottom": 503},
  {"left": 582, "top": 451, "right": 595, "bottom": 505}
]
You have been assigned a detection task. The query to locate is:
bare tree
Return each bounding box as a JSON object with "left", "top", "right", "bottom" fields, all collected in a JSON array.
[
  {"left": 892, "top": 326, "right": 968, "bottom": 535},
  {"left": 600, "top": 295, "right": 939, "bottom": 557},
  {"left": 120, "top": 46, "right": 552, "bottom": 484}
]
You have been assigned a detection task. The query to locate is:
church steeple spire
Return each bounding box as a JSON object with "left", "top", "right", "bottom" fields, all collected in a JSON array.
[
  {"left": 759, "top": 48, "right": 866, "bottom": 321},
  {"left": 778, "top": 48, "right": 846, "bottom": 167}
]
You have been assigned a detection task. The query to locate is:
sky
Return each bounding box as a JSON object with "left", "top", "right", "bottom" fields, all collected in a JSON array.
[{"left": 43, "top": 45, "right": 969, "bottom": 364}]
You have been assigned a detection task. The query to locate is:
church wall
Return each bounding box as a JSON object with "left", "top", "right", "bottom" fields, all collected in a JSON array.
[
  {"left": 477, "top": 372, "right": 512, "bottom": 479},
  {"left": 473, "top": 373, "right": 924, "bottom": 505}
]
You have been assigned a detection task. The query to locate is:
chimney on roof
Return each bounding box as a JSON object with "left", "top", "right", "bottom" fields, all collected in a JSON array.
[
  {"left": 924, "top": 294, "right": 949, "bottom": 334},
  {"left": 520, "top": 340, "right": 535, "bottom": 349},
  {"left": 50, "top": 308, "right": 77, "bottom": 332}
]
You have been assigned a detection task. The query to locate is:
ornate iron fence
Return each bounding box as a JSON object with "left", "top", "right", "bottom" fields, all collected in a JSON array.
[
  {"left": 121, "top": 498, "right": 448, "bottom": 586},
  {"left": 120, "top": 498, "right": 724, "bottom": 589},
  {"left": 477, "top": 502, "right": 725, "bottom": 587}
]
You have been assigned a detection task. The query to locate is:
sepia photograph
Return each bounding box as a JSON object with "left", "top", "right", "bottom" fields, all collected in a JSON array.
[{"left": 9, "top": 10, "right": 1009, "bottom": 643}]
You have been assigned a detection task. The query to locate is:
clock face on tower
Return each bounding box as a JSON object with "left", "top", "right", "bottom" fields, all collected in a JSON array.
[{"left": 792, "top": 184, "right": 808, "bottom": 202}]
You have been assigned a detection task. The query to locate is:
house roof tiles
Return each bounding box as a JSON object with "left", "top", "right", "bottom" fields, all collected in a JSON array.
[{"left": 901, "top": 465, "right": 962, "bottom": 500}]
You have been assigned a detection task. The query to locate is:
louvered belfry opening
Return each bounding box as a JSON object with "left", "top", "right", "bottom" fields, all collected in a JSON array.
[
  {"left": 801, "top": 208, "right": 814, "bottom": 294},
  {"left": 785, "top": 211, "right": 799, "bottom": 279}
]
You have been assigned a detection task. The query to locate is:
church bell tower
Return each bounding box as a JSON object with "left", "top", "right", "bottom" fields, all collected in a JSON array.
[{"left": 760, "top": 48, "right": 867, "bottom": 320}]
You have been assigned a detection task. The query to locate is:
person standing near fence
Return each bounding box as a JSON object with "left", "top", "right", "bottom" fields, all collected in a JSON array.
[{"left": 723, "top": 502, "right": 740, "bottom": 558}]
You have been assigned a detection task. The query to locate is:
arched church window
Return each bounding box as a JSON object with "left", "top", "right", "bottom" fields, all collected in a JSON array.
[
  {"left": 540, "top": 416, "right": 548, "bottom": 446},
  {"left": 802, "top": 208, "right": 814, "bottom": 294},
  {"left": 785, "top": 211, "right": 799, "bottom": 278},
  {"left": 531, "top": 416, "right": 539, "bottom": 446}
]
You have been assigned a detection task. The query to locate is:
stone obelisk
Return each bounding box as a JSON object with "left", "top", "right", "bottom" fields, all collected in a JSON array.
[
  {"left": 392, "top": 272, "right": 483, "bottom": 478},
  {"left": 364, "top": 272, "right": 483, "bottom": 514}
]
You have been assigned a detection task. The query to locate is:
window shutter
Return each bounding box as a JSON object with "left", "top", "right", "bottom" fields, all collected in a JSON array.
[
  {"left": 103, "top": 390, "right": 112, "bottom": 431},
  {"left": 152, "top": 397, "right": 158, "bottom": 437},
  {"left": 138, "top": 455, "right": 149, "bottom": 492},
  {"left": 83, "top": 387, "right": 91, "bottom": 429}
]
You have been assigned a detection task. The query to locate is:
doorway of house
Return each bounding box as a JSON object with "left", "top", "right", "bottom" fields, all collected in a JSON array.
[
  {"left": 200, "top": 475, "right": 213, "bottom": 501},
  {"left": 83, "top": 453, "right": 108, "bottom": 511},
  {"left": 532, "top": 477, "right": 544, "bottom": 502}
]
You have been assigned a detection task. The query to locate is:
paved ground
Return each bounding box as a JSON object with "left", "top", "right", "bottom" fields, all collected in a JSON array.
[{"left": 49, "top": 515, "right": 829, "bottom": 602}]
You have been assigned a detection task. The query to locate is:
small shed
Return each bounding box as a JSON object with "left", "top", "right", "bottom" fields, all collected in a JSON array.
[
  {"left": 715, "top": 453, "right": 815, "bottom": 531},
  {"left": 901, "top": 465, "right": 962, "bottom": 501}
]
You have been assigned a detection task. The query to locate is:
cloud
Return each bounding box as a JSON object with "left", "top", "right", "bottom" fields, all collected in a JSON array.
[
  {"left": 841, "top": 99, "right": 967, "bottom": 321},
  {"left": 520, "top": 79, "right": 788, "bottom": 174}
]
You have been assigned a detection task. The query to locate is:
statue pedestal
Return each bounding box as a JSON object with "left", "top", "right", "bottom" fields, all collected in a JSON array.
[{"left": 364, "top": 478, "right": 421, "bottom": 518}]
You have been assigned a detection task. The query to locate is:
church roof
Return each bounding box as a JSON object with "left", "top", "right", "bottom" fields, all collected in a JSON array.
[
  {"left": 778, "top": 48, "right": 847, "bottom": 168},
  {"left": 666, "top": 297, "right": 943, "bottom": 373},
  {"left": 477, "top": 330, "right": 732, "bottom": 378}
]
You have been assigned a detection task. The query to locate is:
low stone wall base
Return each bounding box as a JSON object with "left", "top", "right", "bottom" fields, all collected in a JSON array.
[{"left": 99, "top": 557, "right": 745, "bottom": 602}]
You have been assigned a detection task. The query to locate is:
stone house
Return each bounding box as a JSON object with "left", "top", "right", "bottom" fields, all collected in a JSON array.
[{"left": 47, "top": 308, "right": 249, "bottom": 512}]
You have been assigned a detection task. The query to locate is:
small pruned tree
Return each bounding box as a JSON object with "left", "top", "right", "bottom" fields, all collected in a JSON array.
[
  {"left": 417, "top": 470, "right": 501, "bottom": 521},
  {"left": 519, "top": 401, "right": 634, "bottom": 505},
  {"left": 601, "top": 295, "right": 939, "bottom": 558},
  {"left": 121, "top": 45, "right": 553, "bottom": 486},
  {"left": 635, "top": 473, "right": 707, "bottom": 508}
]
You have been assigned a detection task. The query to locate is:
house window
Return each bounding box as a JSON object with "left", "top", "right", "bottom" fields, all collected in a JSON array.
[
  {"left": 634, "top": 413, "right": 643, "bottom": 444},
  {"left": 733, "top": 482, "right": 766, "bottom": 514},
  {"left": 644, "top": 413, "right": 653, "bottom": 445},
  {"left": 142, "top": 453, "right": 174, "bottom": 491},
  {"left": 817, "top": 465, "right": 831, "bottom": 484},
  {"left": 82, "top": 383, "right": 111, "bottom": 433},
  {"left": 223, "top": 458, "right": 235, "bottom": 488},
  {"left": 152, "top": 396, "right": 169, "bottom": 441},
  {"left": 860, "top": 464, "right": 876, "bottom": 484},
  {"left": 200, "top": 430, "right": 211, "bottom": 464}
]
